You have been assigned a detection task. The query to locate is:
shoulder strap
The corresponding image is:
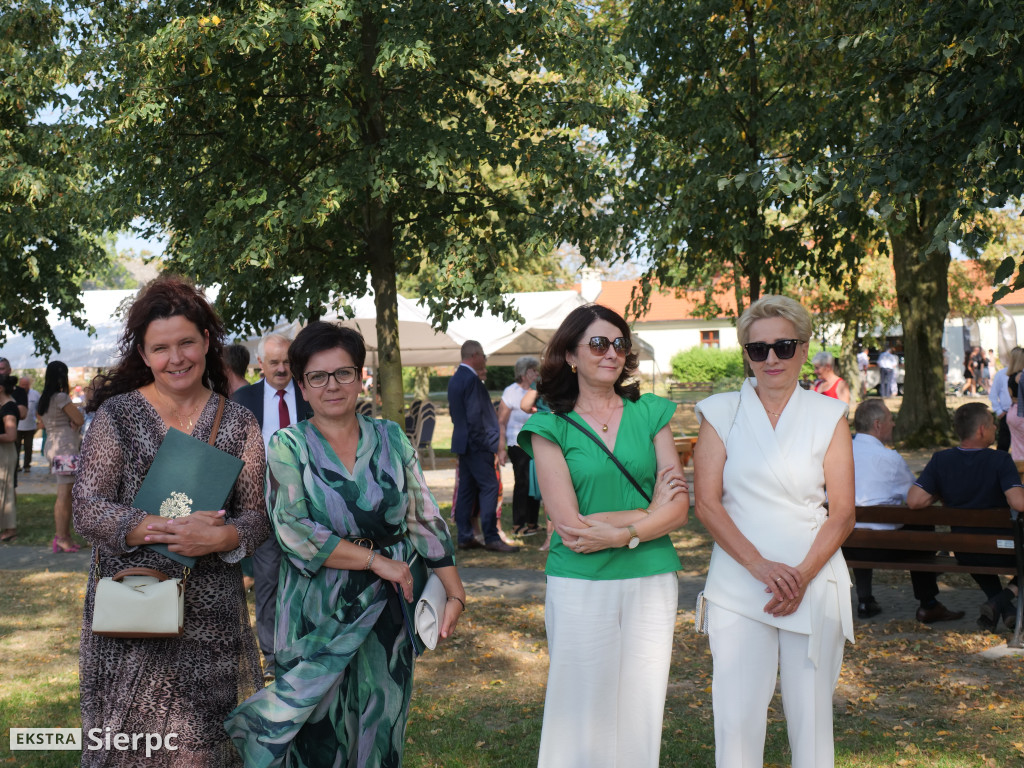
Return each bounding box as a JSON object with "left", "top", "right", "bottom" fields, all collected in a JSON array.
[
  {"left": 208, "top": 394, "right": 225, "bottom": 446},
  {"left": 555, "top": 412, "right": 651, "bottom": 504}
]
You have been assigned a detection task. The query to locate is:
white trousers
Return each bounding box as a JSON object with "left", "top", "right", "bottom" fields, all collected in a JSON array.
[
  {"left": 537, "top": 573, "right": 678, "bottom": 768},
  {"left": 708, "top": 600, "right": 845, "bottom": 768}
]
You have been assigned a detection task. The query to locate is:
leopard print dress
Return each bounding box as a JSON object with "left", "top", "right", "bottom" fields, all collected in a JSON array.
[{"left": 73, "top": 390, "right": 270, "bottom": 767}]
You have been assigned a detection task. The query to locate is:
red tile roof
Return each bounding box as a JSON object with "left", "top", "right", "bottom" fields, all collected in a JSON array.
[
  {"left": 577, "top": 279, "right": 739, "bottom": 322},
  {"left": 576, "top": 265, "right": 1024, "bottom": 323}
]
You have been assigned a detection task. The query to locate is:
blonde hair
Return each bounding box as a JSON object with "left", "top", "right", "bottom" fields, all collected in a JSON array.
[
  {"left": 737, "top": 295, "right": 813, "bottom": 346},
  {"left": 1007, "top": 347, "right": 1024, "bottom": 378}
]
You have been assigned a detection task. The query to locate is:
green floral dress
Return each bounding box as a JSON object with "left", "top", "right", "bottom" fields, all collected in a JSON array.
[{"left": 225, "top": 415, "right": 455, "bottom": 768}]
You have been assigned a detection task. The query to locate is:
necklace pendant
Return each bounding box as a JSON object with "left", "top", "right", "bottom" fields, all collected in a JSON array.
[{"left": 601, "top": 424, "right": 608, "bottom": 432}]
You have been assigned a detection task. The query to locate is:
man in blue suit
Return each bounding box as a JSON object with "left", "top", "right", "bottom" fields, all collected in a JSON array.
[
  {"left": 448, "top": 341, "right": 519, "bottom": 552},
  {"left": 232, "top": 332, "right": 313, "bottom": 678}
]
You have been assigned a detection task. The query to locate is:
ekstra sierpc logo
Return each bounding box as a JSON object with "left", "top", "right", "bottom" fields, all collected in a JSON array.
[{"left": 10, "top": 728, "right": 179, "bottom": 756}]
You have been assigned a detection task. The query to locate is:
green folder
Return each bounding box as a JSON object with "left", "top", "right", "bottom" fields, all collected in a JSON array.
[{"left": 133, "top": 427, "right": 245, "bottom": 567}]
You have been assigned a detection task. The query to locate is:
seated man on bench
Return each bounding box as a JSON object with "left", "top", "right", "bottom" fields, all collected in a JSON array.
[
  {"left": 843, "top": 399, "right": 964, "bottom": 623},
  {"left": 907, "top": 402, "right": 1022, "bottom": 631}
]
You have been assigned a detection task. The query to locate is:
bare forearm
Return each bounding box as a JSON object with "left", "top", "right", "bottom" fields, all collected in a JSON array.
[
  {"left": 323, "top": 540, "right": 380, "bottom": 571},
  {"left": 434, "top": 565, "right": 466, "bottom": 601},
  {"left": 587, "top": 500, "right": 688, "bottom": 540},
  {"left": 797, "top": 513, "right": 854, "bottom": 581},
  {"left": 695, "top": 499, "right": 763, "bottom": 569}
]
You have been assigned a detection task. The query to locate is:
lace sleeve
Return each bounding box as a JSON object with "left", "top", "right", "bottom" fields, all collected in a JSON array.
[{"left": 72, "top": 403, "right": 149, "bottom": 555}]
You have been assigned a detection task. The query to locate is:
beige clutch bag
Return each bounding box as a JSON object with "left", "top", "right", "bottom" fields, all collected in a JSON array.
[
  {"left": 414, "top": 573, "right": 448, "bottom": 650},
  {"left": 92, "top": 567, "right": 185, "bottom": 638}
]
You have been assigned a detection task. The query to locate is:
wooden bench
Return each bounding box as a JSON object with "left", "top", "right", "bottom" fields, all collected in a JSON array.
[
  {"left": 667, "top": 381, "right": 714, "bottom": 402},
  {"left": 674, "top": 436, "right": 698, "bottom": 468},
  {"left": 843, "top": 505, "right": 1024, "bottom": 648}
]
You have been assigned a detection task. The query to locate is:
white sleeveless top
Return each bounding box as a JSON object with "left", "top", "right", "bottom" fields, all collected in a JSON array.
[{"left": 696, "top": 379, "right": 854, "bottom": 663}]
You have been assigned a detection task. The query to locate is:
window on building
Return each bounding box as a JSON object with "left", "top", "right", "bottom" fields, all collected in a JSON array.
[{"left": 701, "top": 330, "right": 720, "bottom": 349}]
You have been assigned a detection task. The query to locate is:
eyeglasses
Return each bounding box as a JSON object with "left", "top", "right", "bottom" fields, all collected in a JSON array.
[
  {"left": 304, "top": 367, "right": 359, "bottom": 388},
  {"left": 580, "top": 336, "right": 631, "bottom": 356},
  {"left": 743, "top": 339, "right": 802, "bottom": 362}
]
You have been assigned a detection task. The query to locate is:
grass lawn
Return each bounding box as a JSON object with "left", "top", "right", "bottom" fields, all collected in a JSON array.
[
  {"left": 6, "top": 494, "right": 88, "bottom": 548},
  {"left": 3, "top": 495, "right": 1023, "bottom": 766}
]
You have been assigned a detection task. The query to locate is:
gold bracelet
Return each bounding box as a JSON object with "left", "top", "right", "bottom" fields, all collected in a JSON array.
[
  {"left": 365, "top": 550, "right": 376, "bottom": 570},
  {"left": 446, "top": 595, "right": 466, "bottom": 611},
  {"left": 636, "top": 507, "right": 649, "bottom": 515}
]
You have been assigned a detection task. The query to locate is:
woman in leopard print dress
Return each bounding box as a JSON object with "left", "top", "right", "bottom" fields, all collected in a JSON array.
[{"left": 73, "top": 277, "right": 269, "bottom": 767}]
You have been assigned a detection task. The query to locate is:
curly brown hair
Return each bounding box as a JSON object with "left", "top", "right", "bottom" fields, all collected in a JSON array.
[
  {"left": 89, "top": 276, "right": 229, "bottom": 412},
  {"left": 537, "top": 304, "right": 640, "bottom": 414}
]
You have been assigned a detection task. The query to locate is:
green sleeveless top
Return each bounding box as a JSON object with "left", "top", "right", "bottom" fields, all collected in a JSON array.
[{"left": 519, "top": 393, "right": 682, "bottom": 580}]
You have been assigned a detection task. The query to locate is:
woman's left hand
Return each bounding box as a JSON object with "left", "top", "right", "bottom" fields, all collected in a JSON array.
[
  {"left": 560, "top": 516, "right": 621, "bottom": 554},
  {"left": 764, "top": 581, "right": 808, "bottom": 617},
  {"left": 143, "top": 509, "right": 230, "bottom": 557},
  {"left": 440, "top": 595, "right": 465, "bottom": 641}
]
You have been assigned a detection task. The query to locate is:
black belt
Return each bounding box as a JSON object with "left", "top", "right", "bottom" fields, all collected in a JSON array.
[{"left": 348, "top": 533, "right": 404, "bottom": 550}]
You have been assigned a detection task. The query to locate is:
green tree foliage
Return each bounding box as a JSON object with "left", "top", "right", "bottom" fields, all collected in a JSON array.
[
  {"left": 793, "top": 1, "right": 1024, "bottom": 444},
  {"left": 670, "top": 347, "right": 745, "bottom": 384},
  {"left": 80, "top": 233, "right": 142, "bottom": 291},
  {"left": 0, "top": 1, "right": 105, "bottom": 353},
  {"left": 70, "top": 0, "right": 630, "bottom": 421},
  {"left": 609, "top": 0, "right": 871, "bottom": 318}
]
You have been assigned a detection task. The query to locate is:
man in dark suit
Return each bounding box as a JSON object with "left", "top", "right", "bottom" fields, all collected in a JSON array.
[
  {"left": 232, "top": 332, "right": 312, "bottom": 678},
  {"left": 448, "top": 341, "right": 519, "bottom": 553}
]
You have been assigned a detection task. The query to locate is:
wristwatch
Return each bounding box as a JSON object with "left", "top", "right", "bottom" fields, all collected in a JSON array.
[{"left": 626, "top": 525, "right": 640, "bottom": 550}]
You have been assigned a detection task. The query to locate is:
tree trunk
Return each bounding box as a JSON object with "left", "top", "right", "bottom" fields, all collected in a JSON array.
[
  {"left": 890, "top": 205, "right": 952, "bottom": 446},
  {"left": 361, "top": 13, "right": 404, "bottom": 426},
  {"left": 368, "top": 214, "right": 404, "bottom": 426},
  {"left": 837, "top": 311, "right": 860, "bottom": 410}
]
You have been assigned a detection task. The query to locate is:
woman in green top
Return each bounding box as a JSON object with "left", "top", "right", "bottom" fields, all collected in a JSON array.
[{"left": 518, "top": 304, "right": 689, "bottom": 768}]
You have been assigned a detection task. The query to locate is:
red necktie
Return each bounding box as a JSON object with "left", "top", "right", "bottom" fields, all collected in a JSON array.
[{"left": 276, "top": 389, "right": 290, "bottom": 428}]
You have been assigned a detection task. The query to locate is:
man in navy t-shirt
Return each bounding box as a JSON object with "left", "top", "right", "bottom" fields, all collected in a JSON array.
[{"left": 908, "top": 402, "right": 1022, "bottom": 631}]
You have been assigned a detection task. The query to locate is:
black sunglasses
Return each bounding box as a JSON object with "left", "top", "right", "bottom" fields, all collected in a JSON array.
[
  {"left": 581, "top": 336, "right": 631, "bottom": 356},
  {"left": 743, "top": 339, "right": 802, "bottom": 362}
]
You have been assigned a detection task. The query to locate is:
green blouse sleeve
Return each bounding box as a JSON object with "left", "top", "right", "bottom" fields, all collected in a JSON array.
[
  {"left": 516, "top": 411, "right": 565, "bottom": 459},
  {"left": 266, "top": 429, "right": 341, "bottom": 578},
  {"left": 638, "top": 393, "right": 677, "bottom": 435}
]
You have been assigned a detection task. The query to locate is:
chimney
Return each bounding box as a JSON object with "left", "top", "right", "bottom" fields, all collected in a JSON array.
[{"left": 580, "top": 267, "right": 603, "bottom": 303}]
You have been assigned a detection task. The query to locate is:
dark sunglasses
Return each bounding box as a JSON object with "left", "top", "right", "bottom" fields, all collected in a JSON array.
[
  {"left": 743, "top": 339, "right": 801, "bottom": 362},
  {"left": 581, "top": 336, "right": 631, "bottom": 356}
]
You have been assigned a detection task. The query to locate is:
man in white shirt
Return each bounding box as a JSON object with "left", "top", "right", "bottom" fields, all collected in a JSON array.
[
  {"left": 877, "top": 348, "right": 899, "bottom": 397},
  {"left": 15, "top": 376, "right": 40, "bottom": 472},
  {"left": 843, "top": 399, "right": 965, "bottom": 623},
  {"left": 988, "top": 348, "right": 1017, "bottom": 451}
]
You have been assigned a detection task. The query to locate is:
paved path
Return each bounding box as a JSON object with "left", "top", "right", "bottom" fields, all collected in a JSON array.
[{"left": 6, "top": 449, "right": 1021, "bottom": 654}]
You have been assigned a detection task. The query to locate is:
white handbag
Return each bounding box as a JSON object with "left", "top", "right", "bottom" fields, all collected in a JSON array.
[
  {"left": 414, "top": 573, "right": 448, "bottom": 650},
  {"left": 92, "top": 567, "right": 185, "bottom": 638}
]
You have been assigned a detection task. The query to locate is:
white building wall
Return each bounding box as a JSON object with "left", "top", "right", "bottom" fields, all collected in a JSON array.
[{"left": 631, "top": 321, "right": 738, "bottom": 377}]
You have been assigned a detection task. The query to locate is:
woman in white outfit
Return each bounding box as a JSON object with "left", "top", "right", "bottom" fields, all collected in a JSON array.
[{"left": 693, "top": 295, "right": 855, "bottom": 768}]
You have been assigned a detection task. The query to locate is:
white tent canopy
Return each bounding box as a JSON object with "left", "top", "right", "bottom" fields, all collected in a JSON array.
[
  {"left": 0, "top": 290, "right": 136, "bottom": 369},
  {"left": 239, "top": 292, "right": 464, "bottom": 368},
  {"left": 1, "top": 286, "right": 654, "bottom": 373},
  {"left": 446, "top": 290, "right": 655, "bottom": 366}
]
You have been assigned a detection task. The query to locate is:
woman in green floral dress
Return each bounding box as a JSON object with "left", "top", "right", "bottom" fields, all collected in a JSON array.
[{"left": 226, "top": 322, "right": 466, "bottom": 768}]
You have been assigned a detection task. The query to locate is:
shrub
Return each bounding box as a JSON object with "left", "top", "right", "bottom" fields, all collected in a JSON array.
[{"left": 670, "top": 347, "right": 746, "bottom": 383}]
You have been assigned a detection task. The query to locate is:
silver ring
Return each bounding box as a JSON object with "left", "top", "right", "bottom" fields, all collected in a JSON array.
[{"left": 775, "top": 577, "right": 782, "bottom": 582}]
